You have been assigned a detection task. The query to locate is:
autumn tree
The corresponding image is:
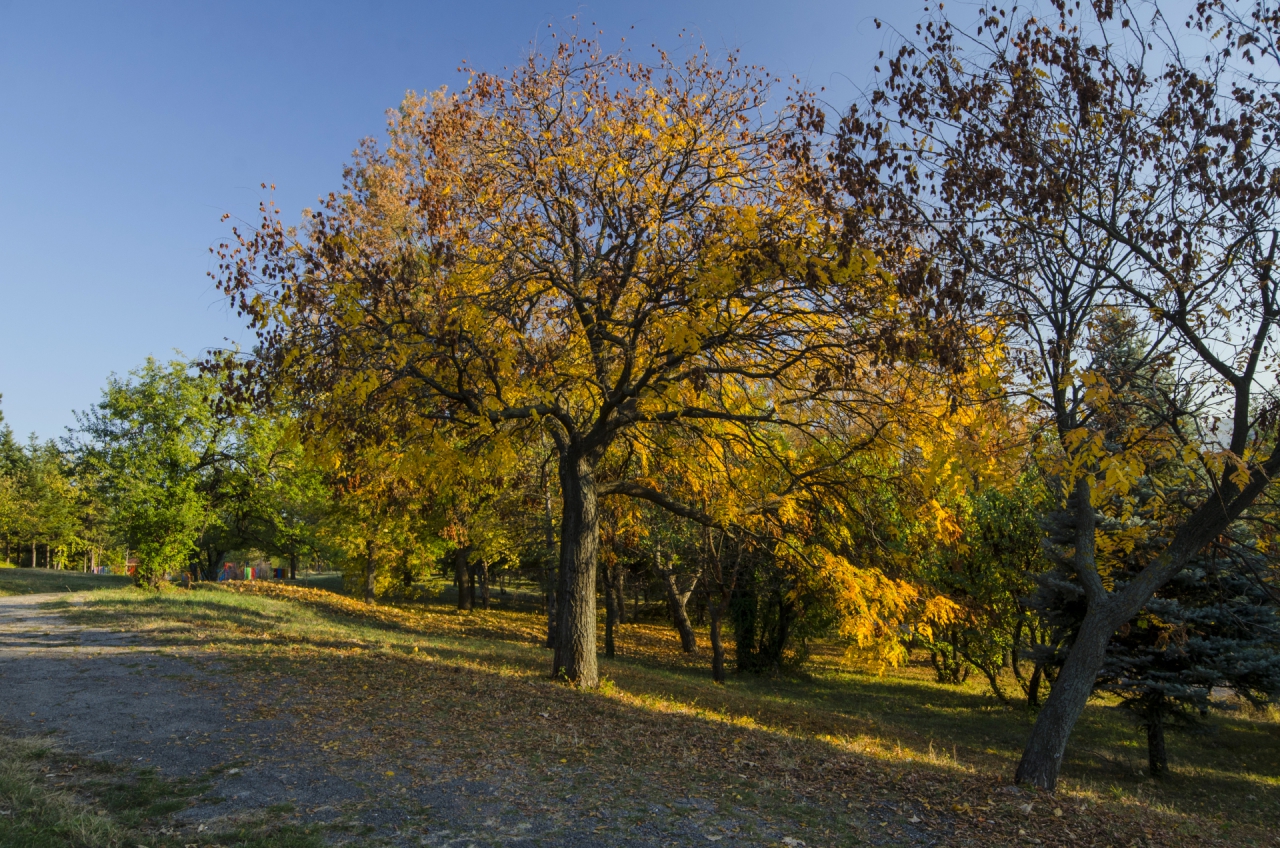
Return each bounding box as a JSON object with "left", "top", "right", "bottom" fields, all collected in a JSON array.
[
  {"left": 832, "top": 0, "right": 1280, "bottom": 788},
  {"left": 216, "top": 34, "right": 933, "bottom": 686}
]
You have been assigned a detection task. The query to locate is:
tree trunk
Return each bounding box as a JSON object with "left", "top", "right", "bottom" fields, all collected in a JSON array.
[
  {"left": 1147, "top": 710, "right": 1167, "bottom": 778},
  {"left": 552, "top": 451, "right": 599, "bottom": 687},
  {"left": 612, "top": 562, "right": 627, "bottom": 624},
  {"left": 1015, "top": 606, "right": 1113, "bottom": 788},
  {"left": 710, "top": 594, "right": 726, "bottom": 684},
  {"left": 661, "top": 566, "right": 698, "bottom": 653},
  {"left": 479, "top": 560, "right": 490, "bottom": 609},
  {"left": 363, "top": 539, "right": 377, "bottom": 603},
  {"left": 29, "top": 540, "right": 35, "bottom": 569},
  {"left": 1026, "top": 663, "right": 1045, "bottom": 708},
  {"left": 603, "top": 561, "right": 618, "bottom": 658},
  {"left": 543, "top": 470, "right": 558, "bottom": 648},
  {"left": 454, "top": 546, "right": 472, "bottom": 611},
  {"left": 289, "top": 553, "right": 298, "bottom": 581}
]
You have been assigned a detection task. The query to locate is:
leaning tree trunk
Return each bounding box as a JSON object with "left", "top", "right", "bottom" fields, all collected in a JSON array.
[
  {"left": 1015, "top": 606, "right": 1114, "bottom": 788},
  {"left": 453, "top": 546, "right": 472, "bottom": 610},
  {"left": 552, "top": 452, "right": 600, "bottom": 687}
]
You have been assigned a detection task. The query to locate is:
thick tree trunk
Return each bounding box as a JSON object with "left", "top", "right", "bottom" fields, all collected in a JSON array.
[
  {"left": 454, "top": 546, "right": 472, "bottom": 611},
  {"left": 1015, "top": 606, "right": 1113, "bottom": 788},
  {"left": 661, "top": 567, "right": 698, "bottom": 653},
  {"left": 363, "top": 539, "right": 377, "bottom": 603},
  {"left": 289, "top": 553, "right": 298, "bottom": 581},
  {"left": 552, "top": 452, "right": 599, "bottom": 687},
  {"left": 1147, "top": 711, "right": 1167, "bottom": 778},
  {"left": 710, "top": 595, "right": 726, "bottom": 684}
]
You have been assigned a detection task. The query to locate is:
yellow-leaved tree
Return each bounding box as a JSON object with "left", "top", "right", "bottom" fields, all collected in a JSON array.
[{"left": 216, "top": 34, "right": 956, "bottom": 687}]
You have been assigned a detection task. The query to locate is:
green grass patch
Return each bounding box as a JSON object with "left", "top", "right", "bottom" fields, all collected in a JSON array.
[{"left": 0, "top": 568, "right": 132, "bottom": 596}]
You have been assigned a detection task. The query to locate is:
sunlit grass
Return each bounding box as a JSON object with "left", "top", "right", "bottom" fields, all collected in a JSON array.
[
  {"left": 55, "top": 582, "right": 1280, "bottom": 846},
  {"left": 0, "top": 567, "right": 132, "bottom": 596}
]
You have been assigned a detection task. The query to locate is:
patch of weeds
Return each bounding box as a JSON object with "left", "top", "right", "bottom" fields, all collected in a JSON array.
[
  {"left": 0, "top": 735, "right": 320, "bottom": 848},
  {"left": 202, "top": 822, "right": 323, "bottom": 848},
  {"left": 92, "top": 766, "right": 208, "bottom": 827}
]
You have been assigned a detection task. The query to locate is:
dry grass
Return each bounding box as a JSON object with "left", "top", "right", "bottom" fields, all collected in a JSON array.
[{"left": 58, "top": 582, "right": 1280, "bottom": 847}]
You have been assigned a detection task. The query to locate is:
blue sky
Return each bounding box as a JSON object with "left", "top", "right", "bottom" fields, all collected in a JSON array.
[{"left": 0, "top": 0, "right": 917, "bottom": 440}]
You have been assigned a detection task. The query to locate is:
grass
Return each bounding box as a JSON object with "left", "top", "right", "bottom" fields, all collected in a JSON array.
[
  {"left": 50, "top": 582, "right": 1280, "bottom": 847},
  {"left": 0, "top": 567, "right": 132, "bottom": 596},
  {"left": 0, "top": 733, "right": 322, "bottom": 848}
]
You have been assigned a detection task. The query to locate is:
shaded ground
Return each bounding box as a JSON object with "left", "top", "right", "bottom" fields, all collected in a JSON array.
[
  {"left": 2, "top": 582, "right": 1277, "bottom": 847},
  {"left": 0, "top": 592, "right": 814, "bottom": 846}
]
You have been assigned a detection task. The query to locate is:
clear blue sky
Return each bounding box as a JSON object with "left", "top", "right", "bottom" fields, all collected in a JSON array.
[{"left": 0, "top": 0, "right": 921, "bottom": 441}]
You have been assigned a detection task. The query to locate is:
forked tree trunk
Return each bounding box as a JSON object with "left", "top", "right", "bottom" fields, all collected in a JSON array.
[
  {"left": 454, "top": 546, "right": 472, "bottom": 611},
  {"left": 661, "top": 567, "right": 698, "bottom": 653},
  {"left": 552, "top": 452, "right": 599, "bottom": 686}
]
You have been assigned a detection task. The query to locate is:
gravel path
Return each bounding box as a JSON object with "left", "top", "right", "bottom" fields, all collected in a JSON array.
[{"left": 0, "top": 593, "right": 805, "bottom": 847}]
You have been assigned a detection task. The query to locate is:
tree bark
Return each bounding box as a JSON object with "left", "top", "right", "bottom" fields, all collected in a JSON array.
[
  {"left": 612, "top": 562, "right": 627, "bottom": 625},
  {"left": 289, "top": 553, "right": 298, "bottom": 581},
  {"left": 543, "top": 465, "right": 558, "bottom": 648},
  {"left": 1015, "top": 605, "right": 1113, "bottom": 788},
  {"left": 1147, "top": 710, "right": 1167, "bottom": 778},
  {"left": 479, "top": 560, "right": 490, "bottom": 609},
  {"left": 1026, "top": 663, "right": 1045, "bottom": 708},
  {"left": 552, "top": 451, "right": 599, "bottom": 686},
  {"left": 661, "top": 565, "right": 698, "bottom": 653},
  {"left": 454, "top": 546, "right": 472, "bottom": 611},
  {"left": 603, "top": 561, "right": 618, "bottom": 658},
  {"left": 363, "top": 539, "right": 377, "bottom": 603},
  {"left": 709, "top": 594, "right": 726, "bottom": 684}
]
